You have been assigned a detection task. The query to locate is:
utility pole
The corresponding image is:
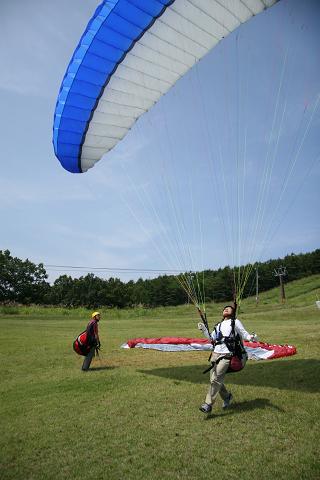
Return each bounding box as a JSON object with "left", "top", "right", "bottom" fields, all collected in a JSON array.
[
  {"left": 255, "top": 267, "right": 259, "bottom": 306},
  {"left": 274, "top": 266, "right": 287, "bottom": 303}
]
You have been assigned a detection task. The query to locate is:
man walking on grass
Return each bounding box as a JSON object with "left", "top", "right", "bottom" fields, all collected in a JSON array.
[{"left": 198, "top": 305, "right": 256, "bottom": 413}]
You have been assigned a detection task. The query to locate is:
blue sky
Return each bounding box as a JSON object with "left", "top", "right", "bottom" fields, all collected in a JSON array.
[{"left": 1, "top": 0, "right": 319, "bottom": 283}]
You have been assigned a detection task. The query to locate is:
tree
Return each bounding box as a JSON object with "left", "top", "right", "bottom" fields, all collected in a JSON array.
[{"left": 0, "top": 250, "right": 49, "bottom": 304}]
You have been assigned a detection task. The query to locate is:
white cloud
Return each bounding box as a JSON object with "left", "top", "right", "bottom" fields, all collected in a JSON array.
[
  {"left": 50, "top": 222, "right": 153, "bottom": 250},
  {"left": 0, "top": 177, "right": 94, "bottom": 208}
]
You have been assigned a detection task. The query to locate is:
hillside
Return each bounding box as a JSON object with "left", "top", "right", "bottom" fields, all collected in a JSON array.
[{"left": 240, "top": 273, "right": 320, "bottom": 310}]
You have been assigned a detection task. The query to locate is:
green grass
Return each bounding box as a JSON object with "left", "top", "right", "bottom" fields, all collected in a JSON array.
[{"left": 0, "top": 275, "right": 319, "bottom": 479}]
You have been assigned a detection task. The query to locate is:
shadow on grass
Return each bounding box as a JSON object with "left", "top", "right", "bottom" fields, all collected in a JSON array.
[
  {"left": 138, "top": 359, "right": 320, "bottom": 393},
  {"left": 203, "top": 398, "right": 284, "bottom": 419},
  {"left": 87, "top": 366, "right": 117, "bottom": 371}
]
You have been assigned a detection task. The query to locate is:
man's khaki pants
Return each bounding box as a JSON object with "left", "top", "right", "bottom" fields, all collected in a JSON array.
[{"left": 205, "top": 352, "right": 231, "bottom": 406}]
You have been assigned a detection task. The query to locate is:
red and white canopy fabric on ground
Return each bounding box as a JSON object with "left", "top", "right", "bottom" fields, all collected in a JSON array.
[{"left": 121, "top": 338, "right": 297, "bottom": 360}]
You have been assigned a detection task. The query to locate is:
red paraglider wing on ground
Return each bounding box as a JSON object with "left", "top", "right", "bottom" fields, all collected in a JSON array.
[
  {"left": 126, "top": 337, "right": 210, "bottom": 348},
  {"left": 246, "top": 340, "right": 297, "bottom": 359},
  {"left": 122, "top": 337, "right": 297, "bottom": 360}
]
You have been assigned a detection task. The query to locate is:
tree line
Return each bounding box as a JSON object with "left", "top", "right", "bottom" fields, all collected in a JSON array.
[{"left": 0, "top": 248, "right": 319, "bottom": 308}]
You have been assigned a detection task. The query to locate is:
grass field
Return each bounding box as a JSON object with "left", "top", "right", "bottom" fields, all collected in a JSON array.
[{"left": 0, "top": 276, "right": 319, "bottom": 480}]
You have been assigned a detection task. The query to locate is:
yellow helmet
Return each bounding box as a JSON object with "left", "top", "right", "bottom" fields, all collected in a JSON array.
[{"left": 91, "top": 311, "right": 100, "bottom": 319}]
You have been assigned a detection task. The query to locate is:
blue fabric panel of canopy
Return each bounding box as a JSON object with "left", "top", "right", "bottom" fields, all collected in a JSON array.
[{"left": 52, "top": 0, "right": 174, "bottom": 173}]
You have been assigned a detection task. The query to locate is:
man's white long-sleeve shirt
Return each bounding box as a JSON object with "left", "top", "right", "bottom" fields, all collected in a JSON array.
[{"left": 211, "top": 318, "right": 251, "bottom": 355}]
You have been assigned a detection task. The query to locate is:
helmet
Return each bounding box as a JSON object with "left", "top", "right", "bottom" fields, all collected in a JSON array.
[{"left": 91, "top": 311, "right": 100, "bottom": 319}]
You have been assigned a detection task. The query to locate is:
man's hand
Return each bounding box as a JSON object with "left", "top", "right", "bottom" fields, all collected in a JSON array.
[
  {"left": 249, "top": 333, "right": 258, "bottom": 342},
  {"left": 198, "top": 322, "right": 211, "bottom": 340}
]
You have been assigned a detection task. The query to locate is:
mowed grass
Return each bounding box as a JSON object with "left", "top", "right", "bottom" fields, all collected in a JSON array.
[{"left": 0, "top": 276, "right": 319, "bottom": 480}]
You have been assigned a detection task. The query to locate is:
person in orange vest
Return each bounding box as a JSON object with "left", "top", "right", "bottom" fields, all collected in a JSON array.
[{"left": 82, "top": 311, "right": 101, "bottom": 371}]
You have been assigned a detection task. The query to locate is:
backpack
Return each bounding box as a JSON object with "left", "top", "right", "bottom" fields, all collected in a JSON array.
[
  {"left": 215, "top": 318, "right": 248, "bottom": 373},
  {"left": 73, "top": 330, "right": 92, "bottom": 356}
]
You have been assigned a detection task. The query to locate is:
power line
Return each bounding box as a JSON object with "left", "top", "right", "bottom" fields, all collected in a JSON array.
[{"left": 44, "top": 264, "right": 186, "bottom": 274}]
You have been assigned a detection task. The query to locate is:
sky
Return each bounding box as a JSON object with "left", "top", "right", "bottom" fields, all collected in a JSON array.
[{"left": 1, "top": 0, "right": 319, "bottom": 284}]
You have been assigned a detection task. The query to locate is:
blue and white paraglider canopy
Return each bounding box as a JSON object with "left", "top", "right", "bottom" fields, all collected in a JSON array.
[{"left": 53, "top": 0, "right": 277, "bottom": 174}]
